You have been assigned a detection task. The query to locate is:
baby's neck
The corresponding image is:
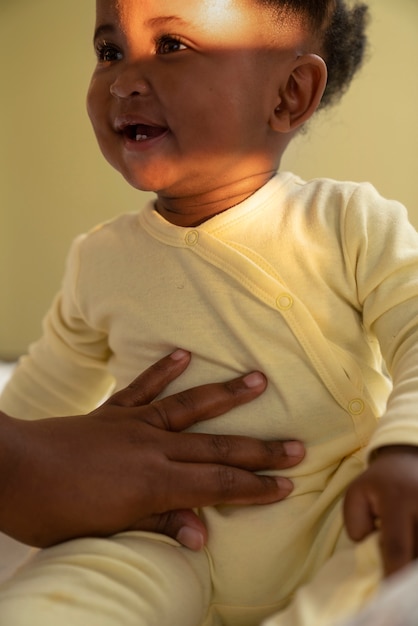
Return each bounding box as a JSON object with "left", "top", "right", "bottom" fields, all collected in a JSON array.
[{"left": 155, "top": 170, "right": 277, "bottom": 227}]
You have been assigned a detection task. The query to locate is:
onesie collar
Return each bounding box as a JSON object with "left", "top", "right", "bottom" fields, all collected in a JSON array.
[{"left": 139, "top": 171, "right": 296, "bottom": 247}]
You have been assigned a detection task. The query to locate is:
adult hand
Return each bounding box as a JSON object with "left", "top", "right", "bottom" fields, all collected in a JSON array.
[
  {"left": 344, "top": 445, "right": 418, "bottom": 577},
  {"left": 0, "top": 349, "right": 304, "bottom": 549}
]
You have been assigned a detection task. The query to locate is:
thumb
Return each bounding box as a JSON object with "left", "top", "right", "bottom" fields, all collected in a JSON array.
[
  {"left": 344, "top": 483, "right": 377, "bottom": 542},
  {"left": 132, "top": 509, "right": 208, "bottom": 550}
]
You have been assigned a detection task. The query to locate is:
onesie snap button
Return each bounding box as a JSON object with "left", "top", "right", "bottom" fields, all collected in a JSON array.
[
  {"left": 276, "top": 293, "right": 293, "bottom": 311},
  {"left": 348, "top": 398, "right": 365, "bottom": 415},
  {"left": 185, "top": 230, "right": 199, "bottom": 246}
]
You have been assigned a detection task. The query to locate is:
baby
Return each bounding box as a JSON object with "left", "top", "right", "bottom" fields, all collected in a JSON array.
[{"left": 2, "top": 1, "right": 418, "bottom": 625}]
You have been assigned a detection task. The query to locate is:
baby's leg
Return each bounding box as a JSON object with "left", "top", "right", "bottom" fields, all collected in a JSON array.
[
  {"left": 0, "top": 531, "right": 211, "bottom": 626},
  {"left": 262, "top": 533, "right": 383, "bottom": 626}
]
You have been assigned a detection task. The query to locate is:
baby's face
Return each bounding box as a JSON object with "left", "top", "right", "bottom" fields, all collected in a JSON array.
[{"left": 87, "top": 0, "right": 305, "bottom": 210}]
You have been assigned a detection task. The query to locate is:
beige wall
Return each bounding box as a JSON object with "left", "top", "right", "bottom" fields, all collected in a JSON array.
[
  {"left": 1, "top": 0, "right": 417, "bottom": 359},
  {"left": 282, "top": 0, "right": 418, "bottom": 211}
]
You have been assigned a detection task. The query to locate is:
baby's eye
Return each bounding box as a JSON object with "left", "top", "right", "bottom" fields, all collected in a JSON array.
[
  {"left": 95, "top": 41, "right": 123, "bottom": 63},
  {"left": 156, "top": 35, "right": 187, "bottom": 55}
]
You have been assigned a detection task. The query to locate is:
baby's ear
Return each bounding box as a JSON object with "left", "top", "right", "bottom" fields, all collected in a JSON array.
[{"left": 270, "top": 54, "right": 327, "bottom": 133}]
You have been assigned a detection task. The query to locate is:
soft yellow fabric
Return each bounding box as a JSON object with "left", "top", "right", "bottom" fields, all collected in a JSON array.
[
  {"left": 262, "top": 533, "right": 382, "bottom": 626},
  {"left": 0, "top": 533, "right": 212, "bottom": 626},
  {"left": 2, "top": 173, "right": 418, "bottom": 624}
]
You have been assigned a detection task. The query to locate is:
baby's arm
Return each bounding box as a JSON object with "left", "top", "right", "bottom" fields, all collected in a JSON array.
[
  {"left": 0, "top": 235, "right": 115, "bottom": 420},
  {"left": 341, "top": 187, "right": 418, "bottom": 577},
  {"left": 347, "top": 290, "right": 418, "bottom": 577},
  {"left": 344, "top": 445, "right": 418, "bottom": 576}
]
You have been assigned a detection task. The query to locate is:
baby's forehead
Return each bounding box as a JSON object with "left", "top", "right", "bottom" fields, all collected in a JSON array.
[{"left": 96, "top": 0, "right": 311, "bottom": 47}]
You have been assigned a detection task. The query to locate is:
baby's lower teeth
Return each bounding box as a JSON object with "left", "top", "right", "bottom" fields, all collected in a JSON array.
[{"left": 135, "top": 134, "right": 148, "bottom": 141}]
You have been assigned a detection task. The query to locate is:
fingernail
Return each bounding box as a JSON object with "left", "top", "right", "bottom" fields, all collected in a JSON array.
[
  {"left": 275, "top": 477, "right": 293, "bottom": 494},
  {"left": 283, "top": 441, "right": 305, "bottom": 458},
  {"left": 176, "top": 527, "right": 205, "bottom": 551},
  {"left": 243, "top": 372, "right": 266, "bottom": 389},
  {"left": 170, "top": 349, "right": 190, "bottom": 361}
]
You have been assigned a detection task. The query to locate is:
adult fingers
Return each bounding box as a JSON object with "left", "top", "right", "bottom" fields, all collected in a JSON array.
[
  {"left": 146, "top": 371, "right": 267, "bottom": 431},
  {"left": 132, "top": 468, "right": 292, "bottom": 547},
  {"left": 133, "top": 510, "right": 208, "bottom": 550},
  {"left": 160, "top": 462, "right": 294, "bottom": 511},
  {"left": 163, "top": 432, "right": 305, "bottom": 470},
  {"left": 107, "top": 349, "right": 192, "bottom": 407}
]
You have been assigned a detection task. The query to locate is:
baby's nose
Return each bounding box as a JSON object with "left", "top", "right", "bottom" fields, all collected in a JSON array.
[{"left": 110, "top": 66, "right": 151, "bottom": 99}]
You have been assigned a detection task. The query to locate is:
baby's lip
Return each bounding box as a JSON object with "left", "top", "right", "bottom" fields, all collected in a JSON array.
[
  {"left": 114, "top": 116, "right": 168, "bottom": 141},
  {"left": 125, "top": 123, "right": 167, "bottom": 141}
]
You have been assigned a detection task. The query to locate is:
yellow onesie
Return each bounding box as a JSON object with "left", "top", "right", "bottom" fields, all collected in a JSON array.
[{"left": 2, "top": 173, "right": 418, "bottom": 625}]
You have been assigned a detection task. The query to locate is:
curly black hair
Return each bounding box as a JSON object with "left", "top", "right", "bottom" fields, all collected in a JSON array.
[{"left": 256, "top": 0, "right": 370, "bottom": 109}]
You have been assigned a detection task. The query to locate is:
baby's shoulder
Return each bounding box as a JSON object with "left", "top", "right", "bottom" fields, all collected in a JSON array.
[
  {"left": 288, "top": 174, "right": 377, "bottom": 206},
  {"left": 286, "top": 174, "right": 405, "bottom": 226}
]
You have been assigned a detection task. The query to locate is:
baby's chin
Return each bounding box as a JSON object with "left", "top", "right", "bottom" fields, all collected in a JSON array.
[{"left": 115, "top": 165, "right": 162, "bottom": 194}]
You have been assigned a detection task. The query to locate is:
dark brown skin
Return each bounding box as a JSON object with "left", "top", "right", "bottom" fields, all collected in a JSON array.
[
  {"left": 344, "top": 445, "right": 418, "bottom": 577},
  {"left": 0, "top": 350, "right": 305, "bottom": 549}
]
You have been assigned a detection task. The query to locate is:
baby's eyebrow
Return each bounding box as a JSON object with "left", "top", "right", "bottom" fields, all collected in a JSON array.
[
  {"left": 145, "top": 15, "right": 190, "bottom": 29},
  {"left": 93, "top": 17, "right": 190, "bottom": 43},
  {"left": 93, "top": 23, "right": 116, "bottom": 42}
]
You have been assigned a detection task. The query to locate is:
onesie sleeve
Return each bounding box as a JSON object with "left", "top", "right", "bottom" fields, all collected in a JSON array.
[
  {"left": 0, "top": 235, "right": 114, "bottom": 420},
  {"left": 343, "top": 184, "right": 418, "bottom": 455}
]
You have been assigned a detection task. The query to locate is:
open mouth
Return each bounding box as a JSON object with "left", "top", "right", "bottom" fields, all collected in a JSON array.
[{"left": 123, "top": 123, "right": 167, "bottom": 142}]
